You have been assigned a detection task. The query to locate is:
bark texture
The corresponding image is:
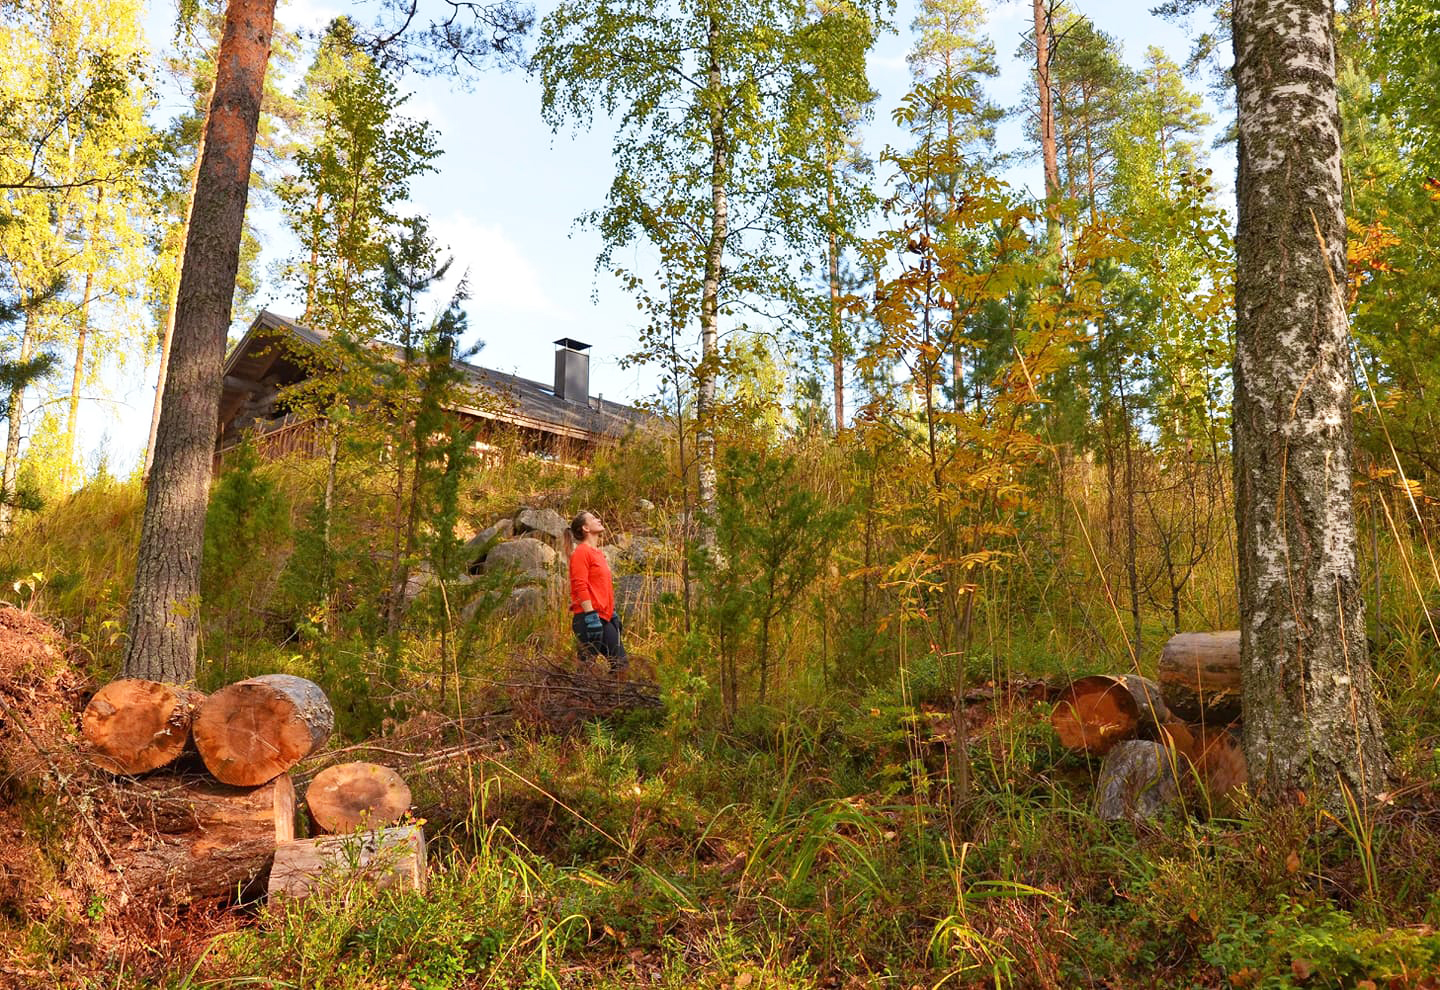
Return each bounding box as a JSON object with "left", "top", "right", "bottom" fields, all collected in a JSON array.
[
  {"left": 1232, "top": 0, "right": 1388, "bottom": 806},
  {"left": 269, "top": 825, "right": 427, "bottom": 900},
  {"left": 696, "top": 11, "right": 726, "bottom": 536},
  {"left": 103, "top": 772, "right": 294, "bottom": 906},
  {"left": 1158, "top": 631, "right": 1242, "bottom": 725},
  {"left": 123, "top": 0, "right": 276, "bottom": 682}
]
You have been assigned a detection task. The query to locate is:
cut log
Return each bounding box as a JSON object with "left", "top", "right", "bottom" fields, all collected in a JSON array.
[
  {"left": 193, "top": 674, "right": 334, "bottom": 786},
  {"left": 103, "top": 772, "right": 295, "bottom": 905},
  {"left": 1190, "top": 725, "right": 1248, "bottom": 802},
  {"left": 1158, "top": 631, "right": 1242, "bottom": 725},
  {"left": 1051, "top": 674, "right": 1170, "bottom": 756},
  {"left": 1095, "top": 739, "right": 1182, "bottom": 821},
  {"left": 82, "top": 679, "right": 205, "bottom": 775},
  {"left": 306, "top": 762, "right": 411, "bottom": 833},
  {"left": 268, "top": 825, "right": 426, "bottom": 900}
]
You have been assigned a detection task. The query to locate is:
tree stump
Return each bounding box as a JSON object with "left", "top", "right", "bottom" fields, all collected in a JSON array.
[
  {"left": 193, "top": 674, "right": 334, "bottom": 786},
  {"left": 268, "top": 825, "right": 427, "bottom": 900},
  {"left": 103, "top": 772, "right": 295, "bottom": 905},
  {"left": 1158, "top": 631, "right": 1242, "bottom": 725},
  {"left": 1095, "top": 739, "right": 1182, "bottom": 822},
  {"left": 82, "top": 679, "right": 205, "bottom": 775},
  {"left": 306, "top": 762, "right": 411, "bottom": 833},
  {"left": 1051, "top": 674, "right": 1170, "bottom": 756}
]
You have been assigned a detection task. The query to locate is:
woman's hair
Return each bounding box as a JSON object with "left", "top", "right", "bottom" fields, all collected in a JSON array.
[{"left": 569, "top": 511, "right": 593, "bottom": 541}]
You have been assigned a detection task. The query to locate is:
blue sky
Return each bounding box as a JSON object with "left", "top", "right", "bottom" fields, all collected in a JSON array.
[{"left": 88, "top": 0, "right": 1228, "bottom": 474}]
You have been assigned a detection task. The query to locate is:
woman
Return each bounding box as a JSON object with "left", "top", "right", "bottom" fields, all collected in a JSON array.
[{"left": 568, "top": 510, "right": 626, "bottom": 669}]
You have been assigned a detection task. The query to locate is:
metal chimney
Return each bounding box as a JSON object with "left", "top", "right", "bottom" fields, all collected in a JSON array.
[{"left": 553, "top": 338, "right": 591, "bottom": 404}]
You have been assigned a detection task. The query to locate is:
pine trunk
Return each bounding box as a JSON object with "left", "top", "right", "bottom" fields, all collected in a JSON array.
[
  {"left": 145, "top": 144, "right": 204, "bottom": 480},
  {"left": 1032, "top": 0, "right": 1060, "bottom": 207},
  {"left": 102, "top": 772, "right": 295, "bottom": 906},
  {"left": 1232, "top": 0, "right": 1388, "bottom": 807},
  {"left": 123, "top": 0, "right": 277, "bottom": 683}
]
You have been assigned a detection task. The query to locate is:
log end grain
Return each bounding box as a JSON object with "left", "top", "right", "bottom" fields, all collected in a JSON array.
[
  {"left": 194, "top": 674, "right": 334, "bottom": 786},
  {"left": 1191, "top": 725, "right": 1248, "bottom": 803},
  {"left": 1051, "top": 676, "right": 1141, "bottom": 755},
  {"left": 306, "top": 762, "right": 411, "bottom": 834},
  {"left": 82, "top": 679, "right": 204, "bottom": 776}
]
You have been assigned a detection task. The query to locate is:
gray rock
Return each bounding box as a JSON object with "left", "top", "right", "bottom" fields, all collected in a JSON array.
[
  {"left": 514, "top": 507, "right": 567, "bottom": 548},
  {"left": 615, "top": 573, "right": 683, "bottom": 621},
  {"left": 483, "top": 537, "right": 558, "bottom": 583},
  {"left": 463, "top": 518, "right": 514, "bottom": 568},
  {"left": 501, "top": 585, "right": 547, "bottom": 617},
  {"left": 401, "top": 569, "right": 439, "bottom": 603},
  {"left": 637, "top": 498, "right": 655, "bottom": 513},
  {"left": 605, "top": 534, "right": 666, "bottom": 570},
  {"left": 1095, "top": 740, "right": 1182, "bottom": 822}
]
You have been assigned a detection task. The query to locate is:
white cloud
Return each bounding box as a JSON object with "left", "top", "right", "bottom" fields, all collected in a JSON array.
[{"left": 428, "top": 215, "right": 569, "bottom": 320}]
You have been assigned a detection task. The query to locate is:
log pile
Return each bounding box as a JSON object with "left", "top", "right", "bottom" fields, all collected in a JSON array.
[
  {"left": 79, "top": 673, "right": 426, "bottom": 906},
  {"left": 1050, "top": 631, "right": 1249, "bottom": 822}
]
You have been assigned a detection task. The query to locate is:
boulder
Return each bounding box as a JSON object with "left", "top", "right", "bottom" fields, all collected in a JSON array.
[
  {"left": 615, "top": 573, "right": 683, "bottom": 621},
  {"left": 514, "top": 507, "right": 567, "bottom": 548},
  {"left": 637, "top": 497, "right": 655, "bottom": 513},
  {"left": 501, "top": 586, "right": 547, "bottom": 617},
  {"left": 483, "top": 537, "right": 557, "bottom": 584},
  {"left": 401, "top": 568, "right": 438, "bottom": 604},
  {"left": 622, "top": 535, "right": 666, "bottom": 569},
  {"left": 462, "top": 519, "right": 513, "bottom": 570}
]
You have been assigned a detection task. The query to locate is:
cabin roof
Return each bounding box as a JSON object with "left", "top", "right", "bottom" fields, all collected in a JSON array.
[{"left": 219, "top": 310, "right": 645, "bottom": 445}]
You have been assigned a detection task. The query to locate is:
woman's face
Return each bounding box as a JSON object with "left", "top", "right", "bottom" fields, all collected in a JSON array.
[{"left": 583, "top": 512, "right": 605, "bottom": 539}]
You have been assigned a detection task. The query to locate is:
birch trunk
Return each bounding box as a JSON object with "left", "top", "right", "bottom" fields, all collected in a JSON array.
[
  {"left": 62, "top": 270, "right": 95, "bottom": 492},
  {"left": 697, "top": 11, "right": 727, "bottom": 539},
  {"left": 0, "top": 310, "right": 34, "bottom": 535},
  {"left": 124, "top": 0, "right": 277, "bottom": 683},
  {"left": 1232, "top": 0, "right": 1388, "bottom": 807}
]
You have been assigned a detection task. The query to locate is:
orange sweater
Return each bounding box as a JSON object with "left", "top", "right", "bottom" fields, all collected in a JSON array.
[{"left": 569, "top": 542, "right": 614, "bottom": 620}]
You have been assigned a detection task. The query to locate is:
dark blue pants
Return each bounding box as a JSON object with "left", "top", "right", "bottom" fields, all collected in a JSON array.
[{"left": 573, "top": 613, "right": 626, "bottom": 667}]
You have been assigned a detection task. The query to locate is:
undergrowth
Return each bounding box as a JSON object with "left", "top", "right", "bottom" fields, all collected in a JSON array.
[{"left": 2, "top": 440, "right": 1439, "bottom": 989}]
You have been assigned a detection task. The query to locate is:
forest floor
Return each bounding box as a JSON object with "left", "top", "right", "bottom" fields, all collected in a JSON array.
[{"left": 4, "top": 607, "right": 1440, "bottom": 989}]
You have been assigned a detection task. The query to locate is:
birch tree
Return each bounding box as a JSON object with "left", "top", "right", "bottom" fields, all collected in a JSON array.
[
  {"left": 1232, "top": 0, "right": 1389, "bottom": 807},
  {"left": 533, "top": 0, "right": 883, "bottom": 526}
]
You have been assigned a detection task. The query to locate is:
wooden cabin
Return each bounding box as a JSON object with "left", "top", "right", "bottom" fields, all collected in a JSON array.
[{"left": 216, "top": 311, "right": 644, "bottom": 463}]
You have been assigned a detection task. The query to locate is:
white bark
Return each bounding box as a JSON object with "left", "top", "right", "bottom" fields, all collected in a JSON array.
[{"left": 1232, "top": 0, "right": 1388, "bottom": 807}]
